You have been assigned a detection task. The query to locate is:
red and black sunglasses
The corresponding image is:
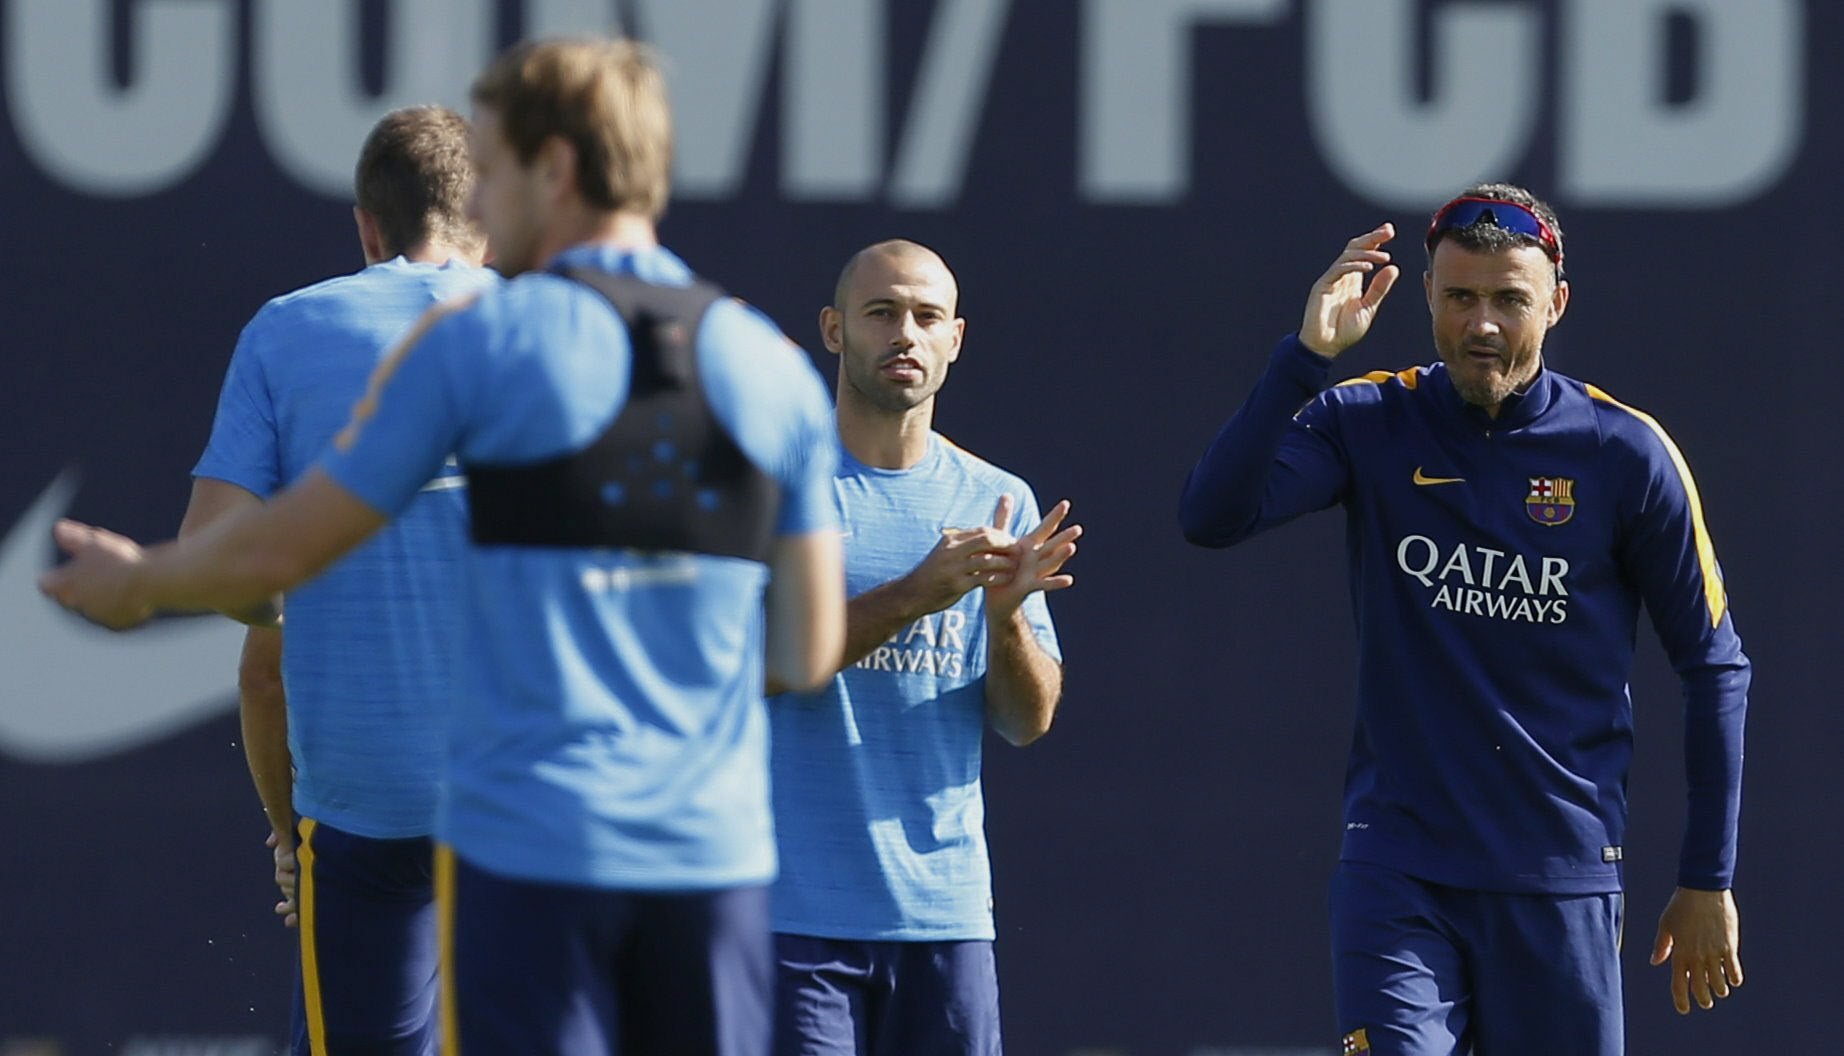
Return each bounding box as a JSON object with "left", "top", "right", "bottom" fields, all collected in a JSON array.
[{"left": 1425, "top": 196, "right": 1564, "bottom": 276}]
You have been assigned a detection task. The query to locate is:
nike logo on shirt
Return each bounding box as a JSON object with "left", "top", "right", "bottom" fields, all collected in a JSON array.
[{"left": 1412, "top": 467, "right": 1466, "bottom": 486}]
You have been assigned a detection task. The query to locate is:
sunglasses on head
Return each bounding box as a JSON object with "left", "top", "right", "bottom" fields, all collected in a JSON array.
[{"left": 1425, "top": 197, "right": 1564, "bottom": 275}]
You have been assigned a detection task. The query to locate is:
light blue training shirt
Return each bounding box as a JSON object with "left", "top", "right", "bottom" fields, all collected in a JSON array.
[
  {"left": 770, "top": 435, "right": 1060, "bottom": 940},
  {"left": 320, "top": 243, "right": 840, "bottom": 890},
  {"left": 195, "top": 257, "right": 500, "bottom": 839}
]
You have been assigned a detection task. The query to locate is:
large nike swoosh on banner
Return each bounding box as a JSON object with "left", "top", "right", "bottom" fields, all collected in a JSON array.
[{"left": 0, "top": 471, "right": 242, "bottom": 763}]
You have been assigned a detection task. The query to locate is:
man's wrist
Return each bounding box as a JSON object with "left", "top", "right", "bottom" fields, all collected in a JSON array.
[
  {"left": 1276, "top": 334, "right": 1337, "bottom": 390},
  {"left": 123, "top": 563, "right": 162, "bottom": 623},
  {"left": 1295, "top": 331, "right": 1339, "bottom": 360},
  {"left": 984, "top": 595, "right": 1027, "bottom": 626},
  {"left": 889, "top": 571, "right": 943, "bottom": 624}
]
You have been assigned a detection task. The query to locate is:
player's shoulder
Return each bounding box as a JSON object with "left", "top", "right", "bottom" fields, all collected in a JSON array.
[
  {"left": 934, "top": 435, "right": 1034, "bottom": 497},
  {"left": 1323, "top": 363, "right": 1433, "bottom": 409},
  {"left": 700, "top": 297, "right": 830, "bottom": 396},
  {"left": 1562, "top": 374, "right": 1685, "bottom": 465},
  {"left": 253, "top": 262, "right": 495, "bottom": 325},
  {"left": 427, "top": 270, "right": 598, "bottom": 357},
  {"left": 243, "top": 268, "right": 373, "bottom": 332},
  {"left": 477, "top": 268, "right": 590, "bottom": 316}
]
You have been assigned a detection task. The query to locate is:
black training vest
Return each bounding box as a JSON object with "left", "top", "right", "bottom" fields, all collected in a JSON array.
[{"left": 465, "top": 269, "right": 780, "bottom": 563}]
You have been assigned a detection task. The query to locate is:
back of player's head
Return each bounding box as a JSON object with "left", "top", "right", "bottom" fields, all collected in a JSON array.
[
  {"left": 1425, "top": 182, "right": 1566, "bottom": 278},
  {"left": 354, "top": 106, "right": 479, "bottom": 257},
  {"left": 471, "top": 37, "right": 673, "bottom": 221}
]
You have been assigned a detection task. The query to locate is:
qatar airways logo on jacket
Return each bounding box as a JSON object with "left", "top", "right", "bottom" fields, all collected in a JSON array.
[
  {"left": 851, "top": 610, "right": 970, "bottom": 678},
  {"left": 1396, "top": 536, "right": 1571, "bottom": 625}
]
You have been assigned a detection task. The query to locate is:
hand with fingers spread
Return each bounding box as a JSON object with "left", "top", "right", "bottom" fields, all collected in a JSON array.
[
  {"left": 38, "top": 519, "right": 155, "bottom": 631},
  {"left": 1651, "top": 886, "right": 1742, "bottom": 1014},
  {"left": 1300, "top": 224, "right": 1402, "bottom": 358},
  {"left": 982, "top": 494, "right": 1081, "bottom": 618},
  {"left": 899, "top": 520, "right": 1020, "bottom": 616}
]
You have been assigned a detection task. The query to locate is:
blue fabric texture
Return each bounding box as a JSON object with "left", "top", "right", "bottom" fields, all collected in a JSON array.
[{"left": 770, "top": 435, "right": 1059, "bottom": 941}]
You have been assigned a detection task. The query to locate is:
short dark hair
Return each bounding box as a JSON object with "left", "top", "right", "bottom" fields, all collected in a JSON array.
[
  {"left": 353, "top": 106, "right": 478, "bottom": 256},
  {"left": 470, "top": 38, "right": 673, "bottom": 220},
  {"left": 1427, "top": 182, "right": 1566, "bottom": 276}
]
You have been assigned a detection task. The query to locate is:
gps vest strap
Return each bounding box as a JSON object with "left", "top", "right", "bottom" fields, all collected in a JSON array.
[{"left": 465, "top": 270, "right": 779, "bottom": 562}]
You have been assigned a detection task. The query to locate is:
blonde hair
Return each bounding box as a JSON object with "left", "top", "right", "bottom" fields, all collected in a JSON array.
[{"left": 471, "top": 38, "right": 672, "bottom": 219}]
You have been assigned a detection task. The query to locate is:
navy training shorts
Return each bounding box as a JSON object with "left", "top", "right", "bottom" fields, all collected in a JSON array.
[
  {"left": 1330, "top": 860, "right": 1623, "bottom": 1056},
  {"left": 773, "top": 933, "right": 1002, "bottom": 1055}
]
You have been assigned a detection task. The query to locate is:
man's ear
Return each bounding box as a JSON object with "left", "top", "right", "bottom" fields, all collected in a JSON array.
[
  {"left": 819, "top": 307, "right": 844, "bottom": 355},
  {"left": 1548, "top": 278, "right": 1571, "bottom": 329},
  {"left": 354, "top": 207, "right": 387, "bottom": 264}
]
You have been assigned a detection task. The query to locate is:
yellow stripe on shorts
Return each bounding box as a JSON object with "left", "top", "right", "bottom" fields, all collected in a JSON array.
[
  {"left": 436, "top": 843, "right": 460, "bottom": 1056},
  {"left": 296, "top": 818, "right": 327, "bottom": 1056}
]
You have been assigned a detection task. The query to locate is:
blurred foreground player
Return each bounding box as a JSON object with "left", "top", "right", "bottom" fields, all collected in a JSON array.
[
  {"left": 180, "top": 105, "right": 494, "bottom": 1056},
  {"left": 769, "top": 241, "right": 1079, "bottom": 1055},
  {"left": 45, "top": 37, "right": 845, "bottom": 1056},
  {"left": 1179, "top": 184, "right": 1749, "bottom": 1055}
]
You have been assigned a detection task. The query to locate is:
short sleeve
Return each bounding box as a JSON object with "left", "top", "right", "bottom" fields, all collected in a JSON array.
[
  {"left": 698, "top": 299, "right": 841, "bottom": 537},
  {"left": 772, "top": 384, "right": 842, "bottom": 537},
  {"left": 193, "top": 315, "right": 283, "bottom": 498}
]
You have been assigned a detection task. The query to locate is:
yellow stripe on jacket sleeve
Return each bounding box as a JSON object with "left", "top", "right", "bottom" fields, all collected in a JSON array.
[
  {"left": 437, "top": 843, "right": 460, "bottom": 1056},
  {"left": 1586, "top": 384, "right": 1727, "bottom": 628},
  {"left": 296, "top": 818, "right": 328, "bottom": 1056}
]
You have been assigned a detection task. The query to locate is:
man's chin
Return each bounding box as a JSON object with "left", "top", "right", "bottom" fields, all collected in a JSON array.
[{"left": 1452, "top": 372, "right": 1512, "bottom": 410}]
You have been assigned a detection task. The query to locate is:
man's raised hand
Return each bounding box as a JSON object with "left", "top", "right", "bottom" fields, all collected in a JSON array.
[
  {"left": 1300, "top": 224, "right": 1401, "bottom": 358},
  {"left": 983, "top": 495, "right": 1080, "bottom": 617}
]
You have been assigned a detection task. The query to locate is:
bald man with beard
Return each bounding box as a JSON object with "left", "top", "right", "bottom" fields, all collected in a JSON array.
[{"left": 765, "top": 241, "right": 1082, "bottom": 1055}]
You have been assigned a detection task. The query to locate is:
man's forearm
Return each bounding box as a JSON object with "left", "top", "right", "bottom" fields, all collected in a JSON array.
[
  {"left": 1678, "top": 661, "right": 1749, "bottom": 889},
  {"left": 984, "top": 605, "right": 1061, "bottom": 747},
  {"left": 238, "top": 626, "right": 294, "bottom": 843},
  {"left": 139, "top": 525, "right": 305, "bottom": 616},
  {"left": 769, "top": 576, "right": 932, "bottom": 696},
  {"left": 1178, "top": 335, "right": 1333, "bottom": 547},
  {"left": 144, "top": 472, "right": 386, "bottom": 615}
]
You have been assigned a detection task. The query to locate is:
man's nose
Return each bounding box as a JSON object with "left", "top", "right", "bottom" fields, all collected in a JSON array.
[{"left": 894, "top": 313, "right": 923, "bottom": 346}]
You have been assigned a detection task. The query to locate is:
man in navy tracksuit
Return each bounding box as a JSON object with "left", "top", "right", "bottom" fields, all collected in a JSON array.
[{"left": 1179, "top": 184, "right": 1749, "bottom": 1055}]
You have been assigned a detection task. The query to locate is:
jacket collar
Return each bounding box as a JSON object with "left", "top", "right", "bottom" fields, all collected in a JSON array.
[{"left": 1427, "top": 359, "right": 1558, "bottom": 430}]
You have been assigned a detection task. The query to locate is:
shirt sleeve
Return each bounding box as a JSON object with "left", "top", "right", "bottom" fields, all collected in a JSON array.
[
  {"left": 1178, "top": 334, "right": 1351, "bottom": 547},
  {"left": 317, "top": 305, "right": 476, "bottom": 518},
  {"left": 699, "top": 299, "right": 841, "bottom": 537},
  {"left": 1617, "top": 425, "right": 1751, "bottom": 890},
  {"left": 773, "top": 379, "right": 842, "bottom": 537},
  {"left": 192, "top": 315, "right": 283, "bottom": 497},
  {"left": 1007, "top": 481, "right": 1062, "bottom": 663}
]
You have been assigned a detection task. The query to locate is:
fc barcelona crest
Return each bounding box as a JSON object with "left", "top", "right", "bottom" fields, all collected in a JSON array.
[{"left": 1527, "top": 476, "right": 1576, "bottom": 525}]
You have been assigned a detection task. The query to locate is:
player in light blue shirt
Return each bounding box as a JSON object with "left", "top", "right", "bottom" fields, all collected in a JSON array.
[
  {"left": 180, "top": 106, "right": 495, "bottom": 1056},
  {"left": 769, "top": 241, "right": 1081, "bottom": 1055},
  {"left": 47, "top": 39, "right": 845, "bottom": 1056}
]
